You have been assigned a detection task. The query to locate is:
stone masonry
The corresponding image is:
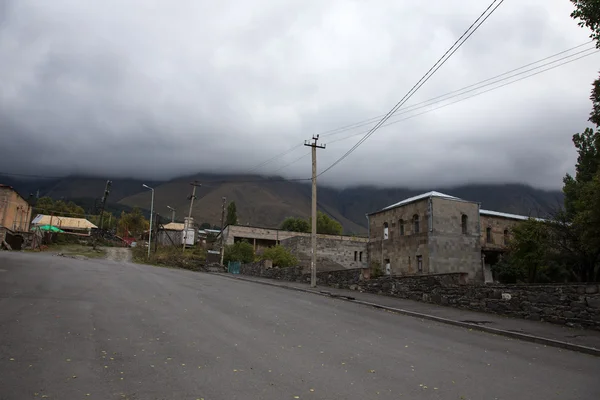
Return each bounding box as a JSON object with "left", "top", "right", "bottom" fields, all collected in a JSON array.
[
  {"left": 280, "top": 235, "right": 367, "bottom": 272},
  {"left": 237, "top": 263, "right": 600, "bottom": 330}
]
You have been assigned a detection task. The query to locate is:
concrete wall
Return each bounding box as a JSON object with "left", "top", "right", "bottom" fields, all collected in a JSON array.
[
  {"left": 428, "top": 197, "right": 482, "bottom": 280},
  {"left": 0, "top": 187, "right": 32, "bottom": 232},
  {"left": 280, "top": 235, "right": 367, "bottom": 272},
  {"left": 368, "top": 198, "right": 431, "bottom": 275}
]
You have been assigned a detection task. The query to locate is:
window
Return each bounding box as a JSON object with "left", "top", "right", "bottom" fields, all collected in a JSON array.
[
  {"left": 359, "top": 251, "right": 363, "bottom": 262},
  {"left": 354, "top": 251, "right": 358, "bottom": 261},
  {"left": 486, "top": 227, "right": 492, "bottom": 243},
  {"left": 461, "top": 214, "right": 468, "bottom": 234},
  {"left": 399, "top": 219, "right": 405, "bottom": 236},
  {"left": 385, "top": 259, "right": 391, "bottom": 275},
  {"left": 417, "top": 255, "right": 423, "bottom": 273},
  {"left": 503, "top": 229, "right": 509, "bottom": 245},
  {"left": 383, "top": 222, "right": 389, "bottom": 240},
  {"left": 413, "top": 214, "right": 420, "bottom": 234}
]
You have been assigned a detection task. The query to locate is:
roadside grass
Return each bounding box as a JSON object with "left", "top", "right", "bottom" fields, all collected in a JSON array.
[
  {"left": 48, "top": 244, "right": 107, "bottom": 259},
  {"left": 132, "top": 245, "right": 206, "bottom": 271}
]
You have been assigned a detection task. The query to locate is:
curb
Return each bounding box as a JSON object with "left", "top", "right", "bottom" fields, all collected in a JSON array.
[{"left": 214, "top": 273, "right": 600, "bottom": 357}]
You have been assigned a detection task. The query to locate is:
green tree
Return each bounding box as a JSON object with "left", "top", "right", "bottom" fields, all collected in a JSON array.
[
  {"left": 570, "top": 0, "right": 600, "bottom": 46},
  {"left": 224, "top": 241, "right": 254, "bottom": 264},
  {"left": 261, "top": 245, "right": 298, "bottom": 267},
  {"left": 493, "top": 219, "right": 551, "bottom": 283},
  {"left": 89, "top": 211, "right": 116, "bottom": 231},
  {"left": 315, "top": 211, "right": 343, "bottom": 235},
  {"left": 200, "top": 222, "right": 212, "bottom": 229},
  {"left": 34, "top": 197, "right": 86, "bottom": 217},
  {"left": 280, "top": 217, "right": 310, "bottom": 233},
  {"left": 117, "top": 207, "right": 149, "bottom": 237},
  {"left": 225, "top": 201, "right": 238, "bottom": 226}
]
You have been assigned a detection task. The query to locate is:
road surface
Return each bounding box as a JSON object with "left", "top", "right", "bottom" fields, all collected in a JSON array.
[{"left": 0, "top": 251, "right": 599, "bottom": 400}]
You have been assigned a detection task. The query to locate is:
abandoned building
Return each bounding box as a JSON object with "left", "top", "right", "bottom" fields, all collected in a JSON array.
[
  {"left": 0, "top": 184, "right": 33, "bottom": 249},
  {"left": 367, "top": 191, "right": 535, "bottom": 282},
  {"left": 218, "top": 224, "right": 368, "bottom": 272}
]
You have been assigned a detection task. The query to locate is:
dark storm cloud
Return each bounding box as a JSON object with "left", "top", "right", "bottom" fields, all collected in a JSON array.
[{"left": 0, "top": 0, "right": 598, "bottom": 189}]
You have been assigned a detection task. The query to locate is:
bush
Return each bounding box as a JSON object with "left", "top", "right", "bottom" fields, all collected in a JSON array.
[
  {"left": 370, "top": 261, "right": 383, "bottom": 278},
  {"left": 224, "top": 241, "right": 255, "bottom": 264},
  {"left": 261, "top": 245, "right": 298, "bottom": 268}
]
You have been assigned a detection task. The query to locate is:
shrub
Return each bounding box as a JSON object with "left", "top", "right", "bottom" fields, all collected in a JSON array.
[
  {"left": 224, "top": 241, "right": 255, "bottom": 264},
  {"left": 261, "top": 245, "right": 298, "bottom": 268}
]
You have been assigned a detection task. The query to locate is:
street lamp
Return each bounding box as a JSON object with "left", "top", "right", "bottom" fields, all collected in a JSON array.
[
  {"left": 167, "top": 206, "right": 176, "bottom": 223},
  {"left": 142, "top": 184, "right": 154, "bottom": 258}
]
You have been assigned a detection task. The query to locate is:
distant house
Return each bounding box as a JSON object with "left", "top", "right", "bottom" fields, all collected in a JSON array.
[{"left": 31, "top": 214, "right": 97, "bottom": 235}]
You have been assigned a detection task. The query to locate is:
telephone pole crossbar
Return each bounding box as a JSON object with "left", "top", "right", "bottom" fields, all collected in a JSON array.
[{"left": 304, "top": 135, "right": 325, "bottom": 288}]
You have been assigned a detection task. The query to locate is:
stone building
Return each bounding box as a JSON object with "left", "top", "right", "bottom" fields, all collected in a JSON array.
[
  {"left": 219, "top": 224, "right": 368, "bottom": 271},
  {"left": 367, "top": 191, "right": 536, "bottom": 282}
]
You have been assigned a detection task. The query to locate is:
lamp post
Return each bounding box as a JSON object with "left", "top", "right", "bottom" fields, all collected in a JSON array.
[
  {"left": 142, "top": 184, "right": 154, "bottom": 258},
  {"left": 167, "top": 206, "right": 176, "bottom": 223}
]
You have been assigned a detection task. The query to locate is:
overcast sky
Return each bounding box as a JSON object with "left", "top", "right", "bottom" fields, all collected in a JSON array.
[{"left": 0, "top": 0, "right": 598, "bottom": 189}]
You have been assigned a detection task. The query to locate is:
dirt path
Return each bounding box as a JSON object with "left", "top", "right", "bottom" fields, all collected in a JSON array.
[{"left": 103, "top": 247, "right": 132, "bottom": 263}]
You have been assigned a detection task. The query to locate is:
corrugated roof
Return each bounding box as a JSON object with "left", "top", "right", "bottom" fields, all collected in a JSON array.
[
  {"left": 372, "top": 191, "right": 461, "bottom": 214},
  {"left": 31, "top": 214, "right": 97, "bottom": 230},
  {"left": 205, "top": 229, "right": 221, "bottom": 234},
  {"left": 479, "top": 209, "right": 542, "bottom": 221}
]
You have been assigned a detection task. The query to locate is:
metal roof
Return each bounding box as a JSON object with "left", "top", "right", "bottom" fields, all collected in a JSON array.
[
  {"left": 371, "top": 191, "right": 461, "bottom": 215},
  {"left": 480, "top": 209, "right": 539, "bottom": 221},
  {"left": 31, "top": 214, "right": 97, "bottom": 230}
]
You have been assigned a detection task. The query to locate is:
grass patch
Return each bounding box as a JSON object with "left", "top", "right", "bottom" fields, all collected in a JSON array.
[
  {"left": 49, "top": 244, "right": 107, "bottom": 259},
  {"left": 132, "top": 245, "right": 207, "bottom": 271}
]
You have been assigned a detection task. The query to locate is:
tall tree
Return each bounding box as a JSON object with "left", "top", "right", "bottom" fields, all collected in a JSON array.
[
  {"left": 315, "top": 212, "right": 343, "bottom": 235},
  {"left": 117, "top": 207, "right": 149, "bottom": 237},
  {"left": 570, "top": 0, "right": 600, "bottom": 46},
  {"left": 281, "top": 217, "right": 311, "bottom": 233},
  {"left": 225, "top": 201, "right": 238, "bottom": 226}
]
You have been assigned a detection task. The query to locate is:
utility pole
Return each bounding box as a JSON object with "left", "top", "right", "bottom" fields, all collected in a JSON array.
[
  {"left": 183, "top": 181, "right": 201, "bottom": 252},
  {"left": 219, "top": 196, "right": 226, "bottom": 265},
  {"left": 98, "top": 180, "right": 112, "bottom": 232},
  {"left": 167, "top": 206, "right": 176, "bottom": 223},
  {"left": 304, "top": 135, "right": 325, "bottom": 288}
]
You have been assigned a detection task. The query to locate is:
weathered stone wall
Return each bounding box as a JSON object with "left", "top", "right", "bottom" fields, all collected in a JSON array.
[
  {"left": 429, "top": 197, "right": 482, "bottom": 280},
  {"left": 237, "top": 262, "right": 600, "bottom": 329},
  {"left": 354, "top": 277, "right": 600, "bottom": 329},
  {"left": 280, "top": 236, "right": 367, "bottom": 272},
  {"left": 368, "top": 198, "right": 431, "bottom": 275},
  {"left": 479, "top": 214, "right": 522, "bottom": 251}
]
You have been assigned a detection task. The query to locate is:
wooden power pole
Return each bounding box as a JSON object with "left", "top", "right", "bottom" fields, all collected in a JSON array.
[
  {"left": 183, "top": 181, "right": 201, "bottom": 252},
  {"left": 219, "top": 196, "right": 226, "bottom": 265},
  {"left": 304, "top": 135, "right": 325, "bottom": 288}
]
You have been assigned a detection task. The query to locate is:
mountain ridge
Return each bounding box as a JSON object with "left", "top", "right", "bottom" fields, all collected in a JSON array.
[{"left": 3, "top": 174, "right": 564, "bottom": 234}]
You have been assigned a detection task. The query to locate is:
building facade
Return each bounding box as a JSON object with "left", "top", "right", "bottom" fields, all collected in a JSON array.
[
  {"left": 220, "top": 224, "right": 368, "bottom": 271},
  {"left": 0, "top": 184, "right": 32, "bottom": 233},
  {"left": 367, "top": 191, "right": 534, "bottom": 282}
]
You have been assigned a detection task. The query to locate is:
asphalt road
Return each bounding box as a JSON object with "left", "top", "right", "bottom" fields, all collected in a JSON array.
[{"left": 1, "top": 252, "right": 599, "bottom": 400}]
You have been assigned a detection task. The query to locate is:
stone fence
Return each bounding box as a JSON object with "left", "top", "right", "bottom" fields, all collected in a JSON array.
[{"left": 237, "top": 261, "right": 600, "bottom": 329}]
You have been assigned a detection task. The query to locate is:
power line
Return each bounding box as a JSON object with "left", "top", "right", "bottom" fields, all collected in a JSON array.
[
  {"left": 325, "top": 49, "right": 599, "bottom": 145},
  {"left": 319, "top": 41, "right": 595, "bottom": 139},
  {"left": 317, "top": 0, "right": 505, "bottom": 177},
  {"left": 246, "top": 44, "right": 598, "bottom": 176}
]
